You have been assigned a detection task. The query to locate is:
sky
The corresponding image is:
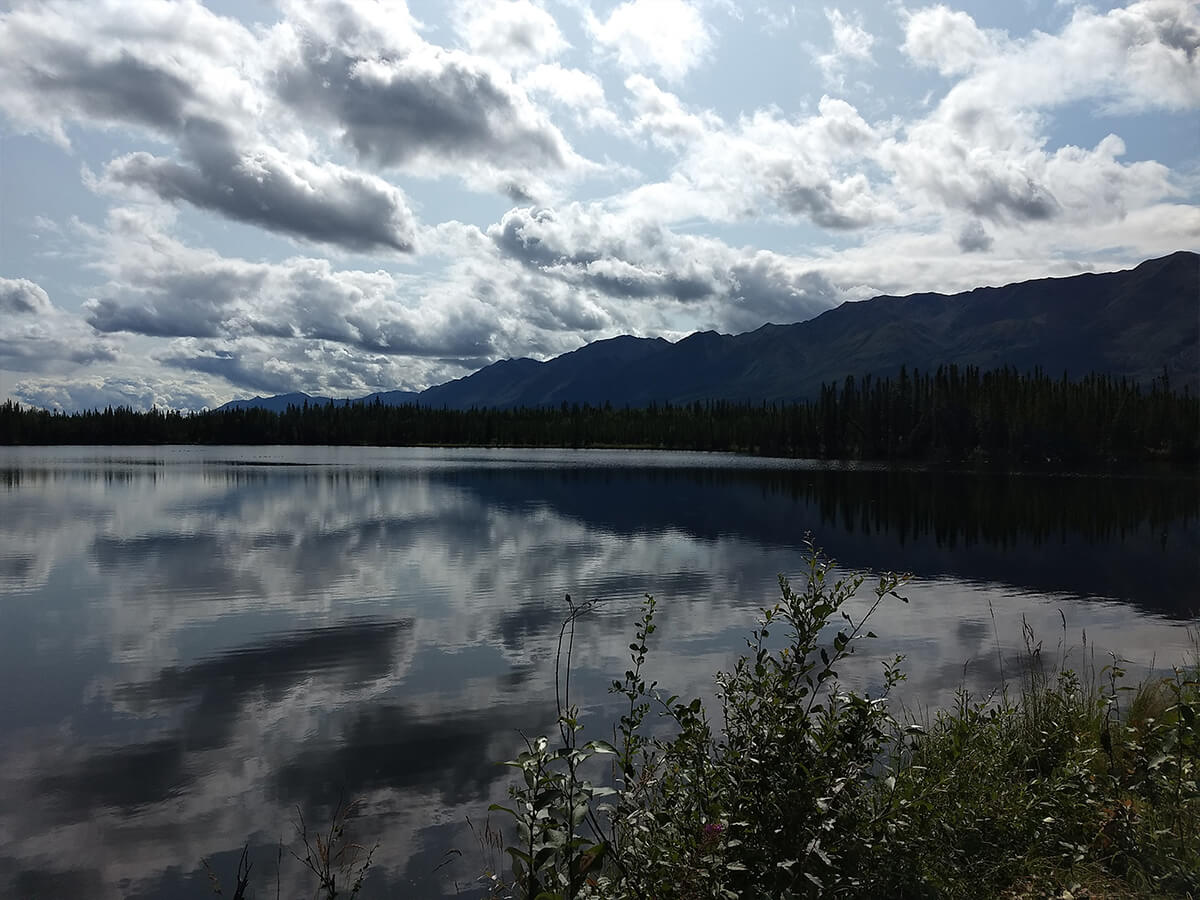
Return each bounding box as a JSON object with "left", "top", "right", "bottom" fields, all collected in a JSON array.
[{"left": 0, "top": 0, "right": 1197, "bottom": 411}]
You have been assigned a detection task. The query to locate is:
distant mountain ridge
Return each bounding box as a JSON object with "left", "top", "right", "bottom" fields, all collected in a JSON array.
[
  {"left": 219, "top": 251, "right": 1199, "bottom": 412},
  {"left": 217, "top": 392, "right": 339, "bottom": 412}
]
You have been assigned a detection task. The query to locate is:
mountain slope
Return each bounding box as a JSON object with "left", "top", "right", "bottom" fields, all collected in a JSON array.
[
  {"left": 419, "top": 335, "right": 670, "bottom": 408},
  {"left": 216, "top": 392, "right": 337, "bottom": 413},
  {"left": 221, "top": 252, "right": 1199, "bottom": 411}
]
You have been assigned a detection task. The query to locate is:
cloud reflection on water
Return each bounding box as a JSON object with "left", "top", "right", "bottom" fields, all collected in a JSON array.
[{"left": 0, "top": 447, "right": 1195, "bottom": 897}]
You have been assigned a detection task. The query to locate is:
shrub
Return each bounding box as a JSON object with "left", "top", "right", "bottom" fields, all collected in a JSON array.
[
  {"left": 485, "top": 551, "right": 1200, "bottom": 899},
  {"left": 487, "top": 548, "right": 910, "bottom": 899}
]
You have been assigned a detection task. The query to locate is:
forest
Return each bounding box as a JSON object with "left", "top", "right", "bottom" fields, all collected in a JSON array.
[{"left": 2, "top": 365, "right": 1196, "bottom": 464}]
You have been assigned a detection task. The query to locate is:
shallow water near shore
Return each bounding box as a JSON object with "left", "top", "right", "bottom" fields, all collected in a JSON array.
[{"left": 0, "top": 445, "right": 1196, "bottom": 898}]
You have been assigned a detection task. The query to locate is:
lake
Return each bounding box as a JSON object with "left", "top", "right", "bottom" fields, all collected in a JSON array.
[{"left": 0, "top": 446, "right": 1196, "bottom": 898}]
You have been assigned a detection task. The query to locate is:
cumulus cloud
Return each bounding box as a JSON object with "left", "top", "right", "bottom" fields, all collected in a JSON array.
[
  {"left": 904, "top": 1, "right": 1200, "bottom": 113},
  {"left": 587, "top": 0, "right": 714, "bottom": 82},
  {"left": 624, "top": 74, "right": 721, "bottom": 150},
  {"left": 488, "top": 205, "right": 715, "bottom": 300},
  {"left": 103, "top": 121, "right": 418, "bottom": 253},
  {"left": 59, "top": 206, "right": 633, "bottom": 396},
  {"left": 0, "top": 278, "right": 54, "bottom": 316},
  {"left": 902, "top": 5, "right": 999, "bottom": 76},
  {"left": 885, "top": 2, "right": 1196, "bottom": 225},
  {"left": 452, "top": 0, "right": 568, "bottom": 68},
  {"left": 955, "top": 220, "right": 993, "bottom": 253},
  {"left": 61, "top": 198, "right": 857, "bottom": 402},
  {"left": 815, "top": 8, "right": 876, "bottom": 86},
  {"left": 0, "top": 0, "right": 258, "bottom": 146},
  {"left": 725, "top": 255, "right": 843, "bottom": 330},
  {"left": 12, "top": 375, "right": 216, "bottom": 413},
  {"left": 521, "top": 64, "right": 621, "bottom": 130},
  {"left": 621, "top": 92, "right": 891, "bottom": 227},
  {"left": 152, "top": 335, "right": 479, "bottom": 399},
  {"left": 275, "top": 47, "right": 567, "bottom": 173},
  {"left": 487, "top": 204, "right": 841, "bottom": 327},
  {"left": 2, "top": 0, "right": 1197, "bottom": 409},
  {"left": 0, "top": 0, "right": 597, "bottom": 248},
  {"left": 885, "top": 134, "right": 1062, "bottom": 223},
  {"left": 0, "top": 0, "right": 420, "bottom": 253},
  {"left": 270, "top": 0, "right": 585, "bottom": 194},
  {"left": 156, "top": 342, "right": 329, "bottom": 397},
  {"left": 81, "top": 218, "right": 492, "bottom": 359},
  {"left": 0, "top": 277, "right": 119, "bottom": 375},
  {"left": 617, "top": 2, "right": 1196, "bottom": 232}
]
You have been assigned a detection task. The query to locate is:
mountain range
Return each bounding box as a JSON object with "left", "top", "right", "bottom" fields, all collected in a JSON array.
[{"left": 219, "top": 251, "right": 1198, "bottom": 412}]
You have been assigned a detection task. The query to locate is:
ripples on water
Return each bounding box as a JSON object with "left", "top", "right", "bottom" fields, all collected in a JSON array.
[{"left": 0, "top": 446, "right": 1196, "bottom": 897}]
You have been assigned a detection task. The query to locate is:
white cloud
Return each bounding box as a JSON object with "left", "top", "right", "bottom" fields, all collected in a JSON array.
[
  {"left": 885, "top": 2, "right": 1196, "bottom": 225},
  {"left": 1, "top": 0, "right": 1196, "bottom": 409},
  {"left": 102, "top": 137, "right": 419, "bottom": 253},
  {"left": 269, "top": 0, "right": 596, "bottom": 196},
  {"left": 624, "top": 74, "right": 722, "bottom": 150},
  {"left": 0, "top": 0, "right": 601, "bottom": 248},
  {"left": 621, "top": 90, "right": 892, "bottom": 227},
  {"left": 0, "top": 0, "right": 261, "bottom": 147},
  {"left": 757, "top": 5, "right": 799, "bottom": 34},
  {"left": 815, "top": 8, "right": 876, "bottom": 86},
  {"left": 452, "top": 0, "right": 569, "bottom": 68},
  {"left": 906, "top": 0, "right": 1200, "bottom": 112},
  {"left": 54, "top": 207, "right": 634, "bottom": 398},
  {"left": 0, "top": 278, "right": 54, "bottom": 317},
  {"left": 487, "top": 202, "right": 846, "bottom": 331},
  {"left": 13, "top": 375, "right": 215, "bottom": 412},
  {"left": 0, "top": 277, "right": 119, "bottom": 375},
  {"left": 0, "top": 0, "right": 424, "bottom": 252},
  {"left": 80, "top": 210, "right": 498, "bottom": 361},
  {"left": 521, "top": 64, "right": 622, "bottom": 130},
  {"left": 902, "top": 5, "right": 1000, "bottom": 76},
  {"left": 587, "top": 0, "right": 714, "bottom": 82}
]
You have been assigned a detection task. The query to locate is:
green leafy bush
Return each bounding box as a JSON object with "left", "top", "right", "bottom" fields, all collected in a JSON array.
[
  {"left": 485, "top": 552, "right": 1200, "bottom": 900},
  {"left": 487, "top": 549, "right": 909, "bottom": 899}
]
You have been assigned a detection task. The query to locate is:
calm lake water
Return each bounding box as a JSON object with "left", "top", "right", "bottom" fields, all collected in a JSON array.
[{"left": 1, "top": 446, "right": 1196, "bottom": 898}]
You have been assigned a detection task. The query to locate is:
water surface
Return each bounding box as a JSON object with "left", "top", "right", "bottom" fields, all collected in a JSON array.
[{"left": 0, "top": 446, "right": 1196, "bottom": 897}]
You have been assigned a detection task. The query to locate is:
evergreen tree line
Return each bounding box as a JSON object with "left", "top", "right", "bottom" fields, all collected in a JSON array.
[{"left": 2, "top": 365, "right": 1196, "bottom": 463}]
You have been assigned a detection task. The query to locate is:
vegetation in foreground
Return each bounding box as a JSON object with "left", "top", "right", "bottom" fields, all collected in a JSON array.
[
  {"left": 204, "top": 550, "right": 1198, "bottom": 899},
  {"left": 4, "top": 366, "right": 1197, "bottom": 464},
  {"left": 480, "top": 552, "right": 1199, "bottom": 899}
]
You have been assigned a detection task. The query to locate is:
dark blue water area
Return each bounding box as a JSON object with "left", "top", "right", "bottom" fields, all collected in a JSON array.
[{"left": 0, "top": 446, "right": 1196, "bottom": 897}]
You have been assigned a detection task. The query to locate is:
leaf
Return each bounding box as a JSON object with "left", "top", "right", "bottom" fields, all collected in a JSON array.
[{"left": 575, "top": 842, "right": 607, "bottom": 873}]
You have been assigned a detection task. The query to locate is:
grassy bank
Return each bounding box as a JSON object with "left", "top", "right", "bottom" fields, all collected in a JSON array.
[{"left": 482, "top": 553, "right": 1199, "bottom": 899}]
